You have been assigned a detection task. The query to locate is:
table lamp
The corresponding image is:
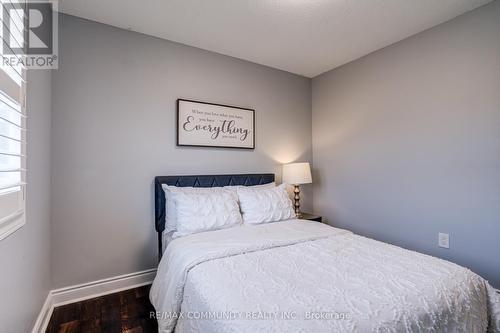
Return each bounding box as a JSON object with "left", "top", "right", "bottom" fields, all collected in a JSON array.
[{"left": 282, "top": 162, "right": 312, "bottom": 218}]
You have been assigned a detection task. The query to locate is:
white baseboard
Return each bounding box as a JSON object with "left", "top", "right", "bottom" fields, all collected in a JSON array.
[
  {"left": 31, "top": 293, "right": 54, "bottom": 333},
  {"left": 32, "top": 268, "right": 157, "bottom": 333},
  {"left": 51, "top": 268, "right": 157, "bottom": 306}
]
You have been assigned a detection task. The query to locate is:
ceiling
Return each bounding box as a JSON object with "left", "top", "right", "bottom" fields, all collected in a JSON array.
[{"left": 58, "top": 0, "right": 492, "bottom": 78}]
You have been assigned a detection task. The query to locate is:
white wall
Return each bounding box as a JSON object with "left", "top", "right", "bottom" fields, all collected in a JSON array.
[
  {"left": 51, "top": 15, "right": 312, "bottom": 288},
  {"left": 312, "top": 1, "right": 500, "bottom": 287},
  {"left": 0, "top": 70, "right": 52, "bottom": 331}
]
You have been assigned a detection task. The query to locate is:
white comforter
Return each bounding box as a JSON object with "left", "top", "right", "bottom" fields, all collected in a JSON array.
[{"left": 150, "top": 220, "right": 500, "bottom": 333}]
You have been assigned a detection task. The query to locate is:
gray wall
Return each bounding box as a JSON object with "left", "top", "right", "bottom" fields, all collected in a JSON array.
[
  {"left": 0, "top": 70, "right": 52, "bottom": 331},
  {"left": 312, "top": 1, "right": 500, "bottom": 288},
  {"left": 51, "top": 15, "right": 312, "bottom": 288}
]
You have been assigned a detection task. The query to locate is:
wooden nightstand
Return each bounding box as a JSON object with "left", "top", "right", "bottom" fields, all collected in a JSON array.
[{"left": 300, "top": 213, "right": 323, "bottom": 223}]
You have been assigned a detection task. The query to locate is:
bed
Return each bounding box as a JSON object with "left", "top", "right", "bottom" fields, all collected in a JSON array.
[{"left": 150, "top": 174, "right": 500, "bottom": 333}]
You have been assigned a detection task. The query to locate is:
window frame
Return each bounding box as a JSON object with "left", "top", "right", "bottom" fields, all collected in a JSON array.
[{"left": 0, "top": 72, "right": 26, "bottom": 241}]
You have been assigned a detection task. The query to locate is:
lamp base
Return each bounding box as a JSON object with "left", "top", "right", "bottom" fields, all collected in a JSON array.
[{"left": 293, "top": 185, "right": 302, "bottom": 218}]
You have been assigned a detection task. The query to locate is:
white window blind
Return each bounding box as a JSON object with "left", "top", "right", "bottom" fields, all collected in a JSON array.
[{"left": 0, "top": 1, "right": 26, "bottom": 240}]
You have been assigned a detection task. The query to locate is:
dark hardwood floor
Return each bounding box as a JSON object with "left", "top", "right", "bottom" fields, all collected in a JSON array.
[{"left": 46, "top": 285, "right": 158, "bottom": 333}]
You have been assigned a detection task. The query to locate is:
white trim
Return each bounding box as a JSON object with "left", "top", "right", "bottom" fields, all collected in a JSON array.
[
  {"left": 51, "top": 268, "right": 157, "bottom": 306},
  {"left": 0, "top": 212, "right": 25, "bottom": 241},
  {"left": 31, "top": 268, "right": 157, "bottom": 333},
  {"left": 31, "top": 293, "right": 54, "bottom": 333}
]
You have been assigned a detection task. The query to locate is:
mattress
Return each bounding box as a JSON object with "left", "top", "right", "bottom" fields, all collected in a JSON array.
[{"left": 150, "top": 220, "right": 500, "bottom": 333}]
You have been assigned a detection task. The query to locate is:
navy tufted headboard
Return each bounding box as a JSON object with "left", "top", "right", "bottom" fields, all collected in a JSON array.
[{"left": 154, "top": 173, "right": 275, "bottom": 260}]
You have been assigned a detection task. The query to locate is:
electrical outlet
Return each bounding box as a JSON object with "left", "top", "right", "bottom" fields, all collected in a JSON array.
[{"left": 438, "top": 233, "right": 449, "bottom": 249}]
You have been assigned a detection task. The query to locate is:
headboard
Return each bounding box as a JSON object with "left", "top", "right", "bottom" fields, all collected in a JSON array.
[{"left": 154, "top": 173, "right": 275, "bottom": 260}]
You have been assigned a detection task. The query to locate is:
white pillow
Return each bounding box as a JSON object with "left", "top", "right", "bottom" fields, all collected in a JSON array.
[
  {"left": 170, "top": 190, "right": 242, "bottom": 238},
  {"left": 162, "top": 185, "right": 221, "bottom": 233},
  {"left": 224, "top": 182, "right": 275, "bottom": 192},
  {"left": 237, "top": 183, "right": 295, "bottom": 225},
  {"left": 162, "top": 182, "right": 275, "bottom": 233}
]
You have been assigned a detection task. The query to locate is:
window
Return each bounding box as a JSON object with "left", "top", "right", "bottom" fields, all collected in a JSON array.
[{"left": 0, "top": 2, "right": 26, "bottom": 240}]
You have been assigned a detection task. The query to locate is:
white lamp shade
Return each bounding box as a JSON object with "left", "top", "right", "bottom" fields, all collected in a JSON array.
[{"left": 282, "top": 162, "right": 312, "bottom": 185}]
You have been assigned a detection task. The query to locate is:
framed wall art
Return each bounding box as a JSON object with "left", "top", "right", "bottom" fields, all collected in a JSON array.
[{"left": 177, "top": 99, "right": 255, "bottom": 149}]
